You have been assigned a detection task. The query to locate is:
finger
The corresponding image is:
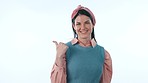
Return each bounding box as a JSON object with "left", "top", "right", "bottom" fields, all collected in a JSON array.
[
  {"left": 59, "top": 42, "right": 64, "bottom": 45},
  {"left": 53, "top": 41, "right": 58, "bottom": 46}
]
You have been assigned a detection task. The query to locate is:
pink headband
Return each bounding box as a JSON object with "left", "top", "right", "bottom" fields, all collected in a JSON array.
[{"left": 71, "top": 5, "right": 96, "bottom": 26}]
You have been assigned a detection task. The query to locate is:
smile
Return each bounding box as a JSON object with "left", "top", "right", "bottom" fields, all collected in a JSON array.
[{"left": 80, "top": 30, "right": 88, "bottom": 34}]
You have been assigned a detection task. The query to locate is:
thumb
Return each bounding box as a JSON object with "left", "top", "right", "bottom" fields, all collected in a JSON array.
[{"left": 53, "top": 41, "right": 58, "bottom": 46}]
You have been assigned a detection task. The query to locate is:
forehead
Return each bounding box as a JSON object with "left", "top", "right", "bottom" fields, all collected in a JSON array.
[{"left": 75, "top": 15, "right": 91, "bottom": 22}]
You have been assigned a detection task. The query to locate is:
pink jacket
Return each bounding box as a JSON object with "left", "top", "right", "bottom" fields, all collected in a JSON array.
[{"left": 50, "top": 38, "right": 112, "bottom": 83}]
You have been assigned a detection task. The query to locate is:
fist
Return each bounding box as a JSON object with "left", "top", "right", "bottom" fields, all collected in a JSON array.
[{"left": 53, "top": 41, "right": 68, "bottom": 58}]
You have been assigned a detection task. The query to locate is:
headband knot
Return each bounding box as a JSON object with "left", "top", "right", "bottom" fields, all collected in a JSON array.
[{"left": 71, "top": 5, "right": 96, "bottom": 26}]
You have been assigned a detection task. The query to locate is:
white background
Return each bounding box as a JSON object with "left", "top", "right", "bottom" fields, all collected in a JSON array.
[{"left": 0, "top": 0, "right": 148, "bottom": 83}]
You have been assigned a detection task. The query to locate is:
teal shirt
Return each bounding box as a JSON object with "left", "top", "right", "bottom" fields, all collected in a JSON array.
[{"left": 66, "top": 42, "right": 105, "bottom": 83}]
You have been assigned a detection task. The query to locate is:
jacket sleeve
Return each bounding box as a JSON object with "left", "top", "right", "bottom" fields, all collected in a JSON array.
[
  {"left": 100, "top": 50, "right": 113, "bottom": 83},
  {"left": 50, "top": 57, "right": 67, "bottom": 83}
]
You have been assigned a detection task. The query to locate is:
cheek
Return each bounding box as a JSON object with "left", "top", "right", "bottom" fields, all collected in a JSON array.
[
  {"left": 74, "top": 27, "right": 80, "bottom": 32},
  {"left": 76, "top": 29, "right": 80, "bottom": 34},
  {"left": 86, "top": 24, "right": 93, "bottom": 29},
  {"left": 89, "top": 25, "right": 94, "bottom": 32},
  {"left": 87, "top": 26, "right": 93, "bottom": 32}
]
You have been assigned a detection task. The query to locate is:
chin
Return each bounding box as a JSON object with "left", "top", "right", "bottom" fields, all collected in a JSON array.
[{"left": 79, "top": 36, "right": 89, "bottom": 39}]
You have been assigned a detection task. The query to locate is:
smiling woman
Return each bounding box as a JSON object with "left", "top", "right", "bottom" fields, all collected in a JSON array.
[
  {"left": 50, "top": 5, "right": 113, "bottom": 83},
  {"left": 74, "top": 15, "right": 93, "bottom": 45}
]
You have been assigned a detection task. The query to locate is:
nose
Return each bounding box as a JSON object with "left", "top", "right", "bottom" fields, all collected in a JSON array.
[{"left": 81, "top": 24, "right": 85, "bottom": 30}]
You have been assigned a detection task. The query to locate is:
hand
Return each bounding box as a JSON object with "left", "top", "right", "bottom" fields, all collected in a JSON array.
[
  {"left": 53, "top": 41, "right": 68, "bottom": 66},
  {"left": 53, "top": 41, "right": 68, "bottom": 58}
]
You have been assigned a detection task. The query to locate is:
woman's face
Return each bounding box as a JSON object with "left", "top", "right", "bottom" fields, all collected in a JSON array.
[{"left": 74, "top": 15, "right": 94, "bottom": 40}]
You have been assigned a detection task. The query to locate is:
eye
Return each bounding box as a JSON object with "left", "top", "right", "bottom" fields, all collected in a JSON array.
[
  {"left": 85, "top": 21, "right": 90, "bottom": 24},
  {"left": 76, "top": 22, "right": 81, "bottom": 25}
]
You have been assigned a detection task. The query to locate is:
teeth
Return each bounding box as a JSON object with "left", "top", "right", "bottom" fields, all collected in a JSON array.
[
  {"left": 80, "top": 30, "right": 88, "bottom": 34},
  {"left": 80, "top": 31, "right": 87, "bottom": 33}
]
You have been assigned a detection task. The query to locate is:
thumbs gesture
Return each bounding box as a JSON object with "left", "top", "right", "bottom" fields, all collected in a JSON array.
[{"left": 53, "top": 41, "right": 68, "bottom": 58}]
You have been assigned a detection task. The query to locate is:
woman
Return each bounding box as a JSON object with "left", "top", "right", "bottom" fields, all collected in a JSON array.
[{"left": 50, "top": 5, "right": 112, "bottom": 83}]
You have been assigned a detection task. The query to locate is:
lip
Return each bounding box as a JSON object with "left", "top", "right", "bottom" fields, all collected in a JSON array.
[
  {"left": 80, "top": 30, "right": 88, "bottom": 34},
  {"left": 80, "top": 31, "right": 87, "bottom": 34}
]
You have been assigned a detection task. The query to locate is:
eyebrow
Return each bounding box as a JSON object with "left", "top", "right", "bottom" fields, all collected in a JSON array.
[
  {"left": 76, "top": 19, "right": 90, "bottom": 23},
  {"left": 85, "top": 19, "right": 90, "bottom": 22}
]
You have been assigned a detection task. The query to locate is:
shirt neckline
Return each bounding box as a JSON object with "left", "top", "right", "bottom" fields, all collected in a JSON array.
[{"left": 71, "top": 38, "right": 97, "bottom": 48}]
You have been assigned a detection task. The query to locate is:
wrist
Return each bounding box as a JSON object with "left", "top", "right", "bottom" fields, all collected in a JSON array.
[
  {"left": 55, "top": 57, "right": 64, "bottom": 67},
  {"left": 56, "top": 53, "right": 65, "bottom": 58}
]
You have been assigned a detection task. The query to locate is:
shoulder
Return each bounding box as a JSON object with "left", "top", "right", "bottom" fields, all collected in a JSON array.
[
  {"left": 65, "top": 41, "right": 73, "bottom": 52},
  {"left": 96, "top": 44, "right": 111, "bottom": 59},
  {"left": 65, "top": 41, "right": 72, "bottom": 46},
  {"left": 104, "top": 49, "right": 111, "bottom": 60},
  {"left": 96, "top": 44, "right": 105, "bottom": 51},
  {"left": 98, "top": 44, "right": 111, "bottom": 60},
  {"left": 65, "top": 41, "right": 72, "bottom": 58}
]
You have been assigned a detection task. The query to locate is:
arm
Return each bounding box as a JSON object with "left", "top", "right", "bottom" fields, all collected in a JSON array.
[
  {"left": 50, "top": 41, "right": 68, "bottom": 83},
  {"left": 100, "top": 50, "right": 113, "bottom": 83},
  {"left": 50, "top": 57, "right": 67, "bottom": 83}
]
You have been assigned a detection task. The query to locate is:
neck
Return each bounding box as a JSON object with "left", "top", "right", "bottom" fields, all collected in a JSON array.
[{"left": 78, "top": 38, "right": 91, "bottom": 47}]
